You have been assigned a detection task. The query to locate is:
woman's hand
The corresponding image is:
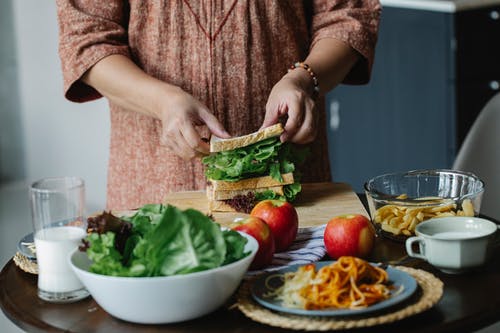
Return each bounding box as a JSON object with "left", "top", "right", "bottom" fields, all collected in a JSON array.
[
  {"left": 81, "top": 54, "right": 230, "bottom": 160},
  {"left": 157, "top": 87, "right": 230, "bottom": 159},
  {"left": 262, "top": 69, "right": 318, "bottom": 144},
  {"left": 262, "top": 39, "right": 362, "bottom": 144}
]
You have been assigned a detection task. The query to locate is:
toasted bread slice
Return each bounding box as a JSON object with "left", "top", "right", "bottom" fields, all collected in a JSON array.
[
  {"left": 210, "top": 123, "right": 284, "bottom": 153},
  {"left": 207, "top": 184, "right": 284, "bottom": 201},
  {"left": 209, "top": 173, "right": 294, "bottom": 192}
]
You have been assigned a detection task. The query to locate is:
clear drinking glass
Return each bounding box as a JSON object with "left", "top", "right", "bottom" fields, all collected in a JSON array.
[{"left": 30, "top": 176, "right": 89, "bottom": 303}]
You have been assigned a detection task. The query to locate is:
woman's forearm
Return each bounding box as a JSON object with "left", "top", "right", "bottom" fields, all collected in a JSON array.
[
  {"left": 306, "top": 38, "right": 360, "bottom": 94},
  {"left": 81, "top": 54, "right": 180, "bottom": 119},
  {"left": 81, "top": 54, "right": 229, "bottom": 159},
  {"left": 286, "top": 38, "right": 360, "bottom": 96}
]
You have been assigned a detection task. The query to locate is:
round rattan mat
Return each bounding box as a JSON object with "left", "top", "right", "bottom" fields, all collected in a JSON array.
[
  {"left": 13, "top": 252, "right": 38, "bottom": 275},
  {"left": 236, "top": 266, "right": 443, "bottom": 331}
]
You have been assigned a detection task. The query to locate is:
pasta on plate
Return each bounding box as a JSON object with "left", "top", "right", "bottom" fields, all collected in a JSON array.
[{"left": 266, "top": 256, "right": 394, "bottom": 310}]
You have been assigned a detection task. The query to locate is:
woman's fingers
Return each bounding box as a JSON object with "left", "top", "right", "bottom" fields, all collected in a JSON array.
[
  {"left": 200, "top": 109, "right": 231, "bottom": 139},
  {"left": 262, "top": 101, "right": 287, "bottom": 130},
  {"left": 161, "top": 117, "right": 206, "bottom": 160},
  {"left": 165, "top": 111, "right": 231, "bottom": 159},
  {"left": 281, "top": 96, "right": 305, "bottom": 142},
  {"left": 288, "top": 98, "right": 317, "bottom": 144},
  {"left": 181, "top": 121, "right": 210, "bottom": 156},
  {"left": 288, "top": 113, "right": 315, "bottom": 144}
]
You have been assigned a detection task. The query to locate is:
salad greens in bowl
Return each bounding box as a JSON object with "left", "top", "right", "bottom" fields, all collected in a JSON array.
[{"left": 69, "top": 204, "right": 258, "bottom": 324}]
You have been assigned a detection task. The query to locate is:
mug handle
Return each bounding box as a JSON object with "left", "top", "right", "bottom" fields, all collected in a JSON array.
[{"left": 406, "top": 236, "right": 427, "bottom": 260}]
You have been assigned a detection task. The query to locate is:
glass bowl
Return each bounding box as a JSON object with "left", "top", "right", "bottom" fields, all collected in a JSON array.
[{"left": 364, "top": 169, "right": 484, "bottom": 242}]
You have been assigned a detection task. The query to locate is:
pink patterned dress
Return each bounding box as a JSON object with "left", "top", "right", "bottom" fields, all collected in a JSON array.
[{"left": 56, "top": 0, "right": 381, "bottom": 210}]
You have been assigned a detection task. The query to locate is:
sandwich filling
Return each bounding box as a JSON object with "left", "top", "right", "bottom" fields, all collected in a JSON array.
[{"left": 202, "top": 135, "right": 308, "bottom": 212}]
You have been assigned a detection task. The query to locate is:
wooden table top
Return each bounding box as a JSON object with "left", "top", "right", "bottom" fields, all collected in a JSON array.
[{"left": 1, "top": 185, "right": 500, "bottom": 333}]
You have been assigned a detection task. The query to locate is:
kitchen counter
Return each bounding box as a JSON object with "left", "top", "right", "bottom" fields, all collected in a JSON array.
[{"left": 380, "top": 0, "right": 500, "bottom": 12}]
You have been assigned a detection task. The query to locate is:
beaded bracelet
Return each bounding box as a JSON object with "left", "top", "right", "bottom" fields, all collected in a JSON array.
[{"left": 288, "top": 62, "right": 320, "bottom": 94}]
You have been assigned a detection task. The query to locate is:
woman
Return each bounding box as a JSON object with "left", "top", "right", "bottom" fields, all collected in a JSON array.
[{"left": 56, "top": 1, "right": 381, "bottom": 210}]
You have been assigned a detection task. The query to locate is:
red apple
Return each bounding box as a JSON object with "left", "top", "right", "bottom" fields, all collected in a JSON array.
[
  {"left": 230, "top": 216, "right": 275, "bottom": 269},
  {"left": 250, "top": 200, "right": 298, "bottom": 252},
  {"left": 324, "top": 214, "right": 375, "bottom": 259}
]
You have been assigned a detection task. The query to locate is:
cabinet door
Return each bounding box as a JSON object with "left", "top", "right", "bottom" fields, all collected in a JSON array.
[{"left": 326, "top": 7, "right": 456, "bottom": 192}]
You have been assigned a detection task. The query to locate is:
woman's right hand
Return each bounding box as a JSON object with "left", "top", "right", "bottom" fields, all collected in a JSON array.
[
  {"left": 82, "top": 54, "right": 230, "bottom": 160},
  {"left": 156, "top": 86, "right": 230, "bottom": 159}
]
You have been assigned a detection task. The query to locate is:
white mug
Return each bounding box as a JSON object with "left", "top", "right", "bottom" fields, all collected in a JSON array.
[{"left": 405, "top": 216, "right": 497, "bottom": 274}]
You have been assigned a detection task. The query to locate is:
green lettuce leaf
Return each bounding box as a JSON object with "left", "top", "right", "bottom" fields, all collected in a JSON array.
[
  {"left": 253, "top": 183, "right": 302, "bottom": 203},
  {"left": 202, "top": 137, "right": 309, "bottom": 185},
  {"left": 202, "top": 137, "right": 282, "bottom": 181},
  {"left": 284, "top": 182, "right": 302, "bottom": 201},
  {"left": 84, "top": 204, "right": 249, "bottom": 277},
  {"left": 222, "top": 229, "right": 249, "bottom": 265},
  {"left": 86, "top": 232, "right": 129, "bottom": 276}
]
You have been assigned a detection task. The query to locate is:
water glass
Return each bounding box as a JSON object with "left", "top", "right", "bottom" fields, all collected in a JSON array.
[{"left": 30, "top": 176, "right": 89, "bottom": 303}]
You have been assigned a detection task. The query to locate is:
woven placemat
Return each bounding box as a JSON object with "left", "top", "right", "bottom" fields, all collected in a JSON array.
[
  {"left": 13, "top": 252, "right": 38, "bottom": 275},
  {"left": 236, "top": 266, "right": 443, "bottom": 331}
]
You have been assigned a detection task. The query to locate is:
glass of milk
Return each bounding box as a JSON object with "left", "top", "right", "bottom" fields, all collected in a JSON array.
[{"left": 30, "top": 177, "right": 90, "bottom": 303}]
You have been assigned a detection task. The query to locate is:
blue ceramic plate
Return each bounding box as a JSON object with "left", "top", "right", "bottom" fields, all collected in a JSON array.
[
  {"left": 17, "top": 232, "right": 36, "bottom": 261},
  {"left": 251, "top": 261, "right": 417, "bottom": 317}
]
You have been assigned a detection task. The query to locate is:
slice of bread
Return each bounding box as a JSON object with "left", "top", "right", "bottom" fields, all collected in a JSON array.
[
  {"left": 207, "top": 184, "right": 284, "bottom": 201},
  {"left": 209, "top": 173, "right": 294, "bottom": 191},
  {"left": 210, "top": 123, "right": 284, "bottom": 153}
]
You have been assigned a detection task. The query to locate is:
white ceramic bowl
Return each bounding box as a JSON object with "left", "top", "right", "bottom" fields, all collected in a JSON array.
[{"left": 69, "top": 232, "right": 258, "bottom": 324}]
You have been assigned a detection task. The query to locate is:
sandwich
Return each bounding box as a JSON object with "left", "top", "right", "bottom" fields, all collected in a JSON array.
[{"left": 202, "top": 123, "right": 307, "bottom": 213}]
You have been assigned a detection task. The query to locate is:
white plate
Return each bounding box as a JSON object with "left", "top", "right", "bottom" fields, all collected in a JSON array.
[{"left": 251, "top": 261, "right": 418, "bottom": 316}]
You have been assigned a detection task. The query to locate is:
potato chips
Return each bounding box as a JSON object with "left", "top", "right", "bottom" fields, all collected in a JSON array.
[{"left": 373, "top": 195, "right": 475, "bottom": 236}]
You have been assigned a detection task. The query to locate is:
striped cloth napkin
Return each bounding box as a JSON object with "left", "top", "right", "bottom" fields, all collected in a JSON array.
[{"left": 246, "top": 224, "right": 327, "bottom": 276}]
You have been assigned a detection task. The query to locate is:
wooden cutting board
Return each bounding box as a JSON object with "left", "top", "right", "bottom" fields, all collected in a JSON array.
[{"left": 164, "top": 182, "right": 368, "bottom": 228}]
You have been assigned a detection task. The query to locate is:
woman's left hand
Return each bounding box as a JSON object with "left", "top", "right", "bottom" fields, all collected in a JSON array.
[{"left": 262, "top": 69, "right": 318, "bottom": 144}]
